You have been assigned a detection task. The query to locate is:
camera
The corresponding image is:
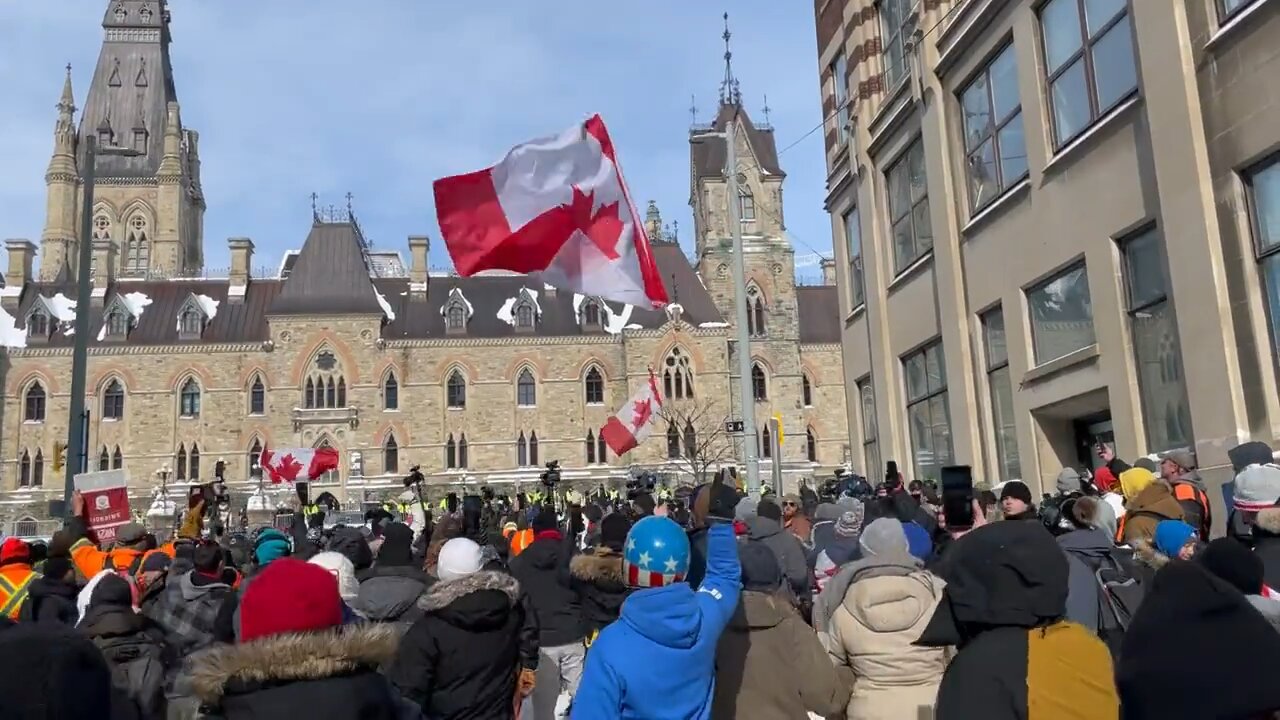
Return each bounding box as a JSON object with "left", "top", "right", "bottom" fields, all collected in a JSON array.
[
  {"left": 402, "top": 465, "right": 426, "bottom": 488},
  {"left": 540, "top": 460, "right": 561, "bottom": 488},
  {"left": 626, "top": 470, "right": 657, "bottom": 501}
]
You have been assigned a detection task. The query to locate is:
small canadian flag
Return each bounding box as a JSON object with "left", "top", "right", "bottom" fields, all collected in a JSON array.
[
  {"left": 601, "top": 372, "right": 664, "bottom": 456},
  {"left": 434, "top": 114, "right": 669, "bottom": 308},
  {"left": 259, "top": 445, "right": 340, "bottom": 484}
]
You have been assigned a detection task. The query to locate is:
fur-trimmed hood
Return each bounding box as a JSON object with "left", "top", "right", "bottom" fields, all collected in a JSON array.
[
  {"left": 188, "top": 623, "right": 399, "bottom": 704},
  {"left": 418, "top": 570, "right": 520, "bottom": 613},
  {"left": 1255, "top": 507, "right": 1280, "bottom": 536},
  {"left": 1133, "top": 539, "right": 1171, "bottom": 570},
  {"left": 570, "top": 547, "right": 624, "bottom": 585}
]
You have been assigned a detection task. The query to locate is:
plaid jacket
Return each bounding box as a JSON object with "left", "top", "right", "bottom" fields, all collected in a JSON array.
[{"left": 142, "top": 571, "right": 232, "bottom": 656}]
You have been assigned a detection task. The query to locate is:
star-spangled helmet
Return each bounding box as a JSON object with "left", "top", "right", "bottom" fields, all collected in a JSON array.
[{"left": 622, "top": 515, "right": 690, "bottom": 589}]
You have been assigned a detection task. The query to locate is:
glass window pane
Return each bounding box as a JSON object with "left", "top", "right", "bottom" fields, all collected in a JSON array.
[
  {"left": 983, "top": 308, "right": 1008, "bottom": 368},
  {"left": 989, "top": 46, "right": 1021, "bottom": 121},
  {"left": 926, "top": 344, "right": 947, "bottom": 393},
  {"left": 1262, "top": 254, "right": 1280, "bottom": 363},
  {"left": 1131, "top": 299, "right": 1193, "bottom": 452},
  {"left": 1085, "top": 0, "right": 1126, "bottom": 36},
  {"left": 904, "top": 353, "right": 928, "bottom": 401},
  {"left": 1252, "top": 162, "right": 1280, "bottom": 251},
  {"left": 885, "top": 35, "right": 906, "bottom": 87},
  {"left": 988, "top": 365, "right": 1021, "bottom": 480},
  {"left": 860, "top": 382, "right": 877, "bottom": 440},
  {"left": 967, "top": 141, "right": 998, "bottom": 209},
  {"left": 1124, "top": 231, "right": 1167, "bottom": 308},
  {"left": 908, "top": 400, "right": 935, "bottom": 481},
  {"left": 1092, "top": 15, "right": 1137, "bottom": 110},
  {"left": 889, "top": 163, "right": 911, "bottom": 221},
  {"left": 1221, "top": 0, "right": 1249, "bottom": 14},
  {"left": 961, "top": 74, "right": 992, "bottom": 152},
  {"left": 1051, "top": 59, "right": 1091, "bottom": 146},
  {"left": 864, "top": 440, "right": 881, "bottom": 482},
  {"left": 893, "top": 216, "right": 916, "bottom": 272},
  {"left": 1029, "top": 264, "right": 1097, "bottom": 363},
  {"left": 998, "top": 113, "right": 1029, "bottom": 183},
  {"left": 1042, "top": 0, "right": 1085, "bottom": 73},
  {"left": 913, "top": 197, "right": 934, "bottom": 253},
  {"left": 929, "top": 393, "right": 954, "bottom": 467},
  {"left": 909, "top": 142, "right": 929, "bottom": 203}
]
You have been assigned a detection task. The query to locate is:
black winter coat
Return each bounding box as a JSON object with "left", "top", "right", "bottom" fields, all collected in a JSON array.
[
  {"left": 358, "top": 564, "right": 432, "bottom": 630},
  {"left": 1252, "top": 507, "right": 1280, "bottom": 591},
  {"left": 79, "top": 603, "right": 171, "bottom": 719},
  {"left": 18, "top": 575, "right": 80, "bottom": 627},
  {"left": 387, "top": 570, "right": 536, "bottom": 720},
  {"left": 189, "top": 624, "right": 410, "bottom": 720},
  {"left": 507, "top": 532, "right": 584, "bottom": 645},
  {"left": 569, "top": 547, "right": 632, "bottom": 634}
]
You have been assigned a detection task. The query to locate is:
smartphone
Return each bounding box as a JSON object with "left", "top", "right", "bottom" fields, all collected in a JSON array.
[
  {"left": 294, "top": 480, "right": 310, "bottom": 506},
  {"left": 940, "top": 465, "right": 975, "bottom": 529}
]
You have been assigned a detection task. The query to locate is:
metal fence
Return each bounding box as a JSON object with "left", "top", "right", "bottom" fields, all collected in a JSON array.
[{"left": 1, "top": 518, "right": 61, "bottom": 539}]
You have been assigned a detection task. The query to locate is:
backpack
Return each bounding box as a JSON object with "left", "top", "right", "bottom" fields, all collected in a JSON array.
[
  {"left": 1094, "top": 546, "right": 1145, "bottom": 658},
  {"left": 102, "top": 551, "right": 146, "bottom": 578}
]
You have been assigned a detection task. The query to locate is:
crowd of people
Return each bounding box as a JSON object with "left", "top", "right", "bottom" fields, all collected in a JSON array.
[{"left": 4, "top": 439, "right": 1280, "bottom": 719}]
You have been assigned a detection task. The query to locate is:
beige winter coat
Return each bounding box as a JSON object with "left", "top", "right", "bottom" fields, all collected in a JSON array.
[{"left": 826, "top": 560, "right": 949, "bottom": 720}]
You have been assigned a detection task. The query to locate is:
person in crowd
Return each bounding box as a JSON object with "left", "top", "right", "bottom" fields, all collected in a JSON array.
[
  {"left": 1225, "top": 441, "right": 1276, "bottom": 543},
  {"left": 357, "top": 522, "right": 432, "bottom": 632},
  {"left": 1159, "top": 449, "right": 1212, "bottom": 541},
  {"left": 977, "top": 490, "right": 999, "bottom": 522},
  {"left": 581, "top": 504, "right": 604, "bottom": 549},
  {"left": 79, "top": 572, "right": 170, "bottom": 718},
  {"left": 780, "top": 494, "right": 812, "bottom": 546},
  {"left": 997, "top": 480, "right": 1037, "bottom": 521},
  {"left": 326, "top": 525, "right": 374, "bottom": 575},
  {"left": 808, "top": 502, "right": 843, "bottom": 565},
  {"left": 685, "top": 478, "right": 740, "bottom": 591},
  {"left": 746, "top": 499, "right": 810, "bottom": 601},
  {"left": 214, "top": 526, "right": 291, "bottom": 641},
  {"left": 19, "top": 555, "right": 80, "bottom": 627},
  {"left": 1117, "top": 560, "right": 1280, "bottom": 719},
  {"left": 508, "top": 505, "right": 586, "bottom": 720},
  {"left": 389, "top": 537, "right": 538, "bottom": 720},
  {"left": 1097, "top": 442, "right": 1158, "bottom": 479},
  {"left": 1043, "top": 468, "right": 1118, "bottom": 541},
  {"left": 188, "top": 558, "right": 406, "bottom": 718},
  {"left": 1135, "top": 519, "right": 1199, "bottom": 571},
  {"left": 1092, "top": 469, "right": 1125, "bottom": 540},
  {"left": 819, "top": 518, "right": 948, "bottom": 719},
  {"left": 426, "top": 512, "right": 463, "bottom": 577},
  {"left": 901, "top": 520, "right": 933, "bottom": 562},
  {"left": 1054, "top": 497, "right": 1114, "bottom": 633},
  {"left": 0, "top": 621, "right": 127, "bottom": 719},
  {"left": 135, "top": 552, "right": 171, "bottom": 609},
  {"left": 813, "top": 508, "right": 864, "bottom": 594},
  {"left": 0, "top": 537, "right": 41, "bottom": 621},
  {"left": 1116, "top": 467, "right": 1185, "bottom": 546},
  {"left": 1197, "top": 537, "right": 1280, "bottom": 631},
  {"left": 571, "top": 513, "right": 633, "bottom": 643},
  {"left": 309, "top": 551, "right": 364, "bottom": 620},
  {"left": 573, "top": 498, "right": 741, "bottom": 719},
  {"left": 713, "top": 541, "right": 851, "bottom": 720},
  {"left": 1231, "top": 460, "right": 1280, "bottom": 590},
  {"left": 918, "top": 519, "right": 1118, "bottom": 719}
]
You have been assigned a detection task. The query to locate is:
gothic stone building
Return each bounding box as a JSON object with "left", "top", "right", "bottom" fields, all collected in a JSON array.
[{"left": 0, "top": 1, "right": 847, "bottom": 522}]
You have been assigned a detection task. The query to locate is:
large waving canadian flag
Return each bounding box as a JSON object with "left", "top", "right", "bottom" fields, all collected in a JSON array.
[
  {"left": 601, "top": 372, "right": 664, "bottom": 456},
  {"left": 434, "top": 114, "right": 669, "bottom": 308},
  {"left": 259, "top": 445, "right": 340, "bottom": 484}
]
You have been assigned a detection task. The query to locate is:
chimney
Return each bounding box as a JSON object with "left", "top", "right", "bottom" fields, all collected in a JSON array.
[
  {"left": 228, "top": 237, "right": 254, "bottom": 304},
  {"left": 820, "top": 258, "right": 837, "bottom": 286},
  {"left": 408, "top": 235, "right": 430, "bottom": 298},
  {"left": 5, "top": 240, "right": 35, "bottom": 300},
  {"left": 91, "top": 239, "right": 115, "bottom": 305}
]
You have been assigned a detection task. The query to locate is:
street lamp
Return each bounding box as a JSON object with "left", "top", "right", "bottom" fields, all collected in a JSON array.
[
  {"left": 62, "top": 136, "right": 143, "bottom": 514},
  {"left": 147, "top": 464, "right": 177, "bottom": 530}
]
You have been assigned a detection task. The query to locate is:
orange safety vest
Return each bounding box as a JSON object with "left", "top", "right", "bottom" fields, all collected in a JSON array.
[
  {"left": 1172, "top": 482, "right": 1212, "bottom": 538},
  {"left": 0, "top": 565, "right": 38, "bottom": 620},
  {"left": 510, "top": 529, "right": 535, "bottom": 557}
]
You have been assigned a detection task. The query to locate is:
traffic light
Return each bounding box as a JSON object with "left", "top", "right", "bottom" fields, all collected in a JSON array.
[{"left": 52, "top": 441, "right": 67, "bottom": 473}]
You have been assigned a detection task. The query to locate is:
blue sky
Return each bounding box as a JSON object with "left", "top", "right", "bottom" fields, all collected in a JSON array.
[{"left": 0, "top": 2, "right": 833, "bottom": 280}]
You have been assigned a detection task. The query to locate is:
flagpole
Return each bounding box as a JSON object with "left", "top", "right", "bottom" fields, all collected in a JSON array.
[{"left": 724, "top": 106, "right": 761, "bottom": 498}]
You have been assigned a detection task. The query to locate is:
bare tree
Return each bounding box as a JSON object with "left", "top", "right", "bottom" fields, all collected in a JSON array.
[{"left": 657, "top": 397, "right": 737, "bottom": 485}]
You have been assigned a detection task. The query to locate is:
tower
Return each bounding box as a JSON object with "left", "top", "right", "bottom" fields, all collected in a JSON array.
[{"left": 39, "top": 0, "right": 205, "bottom": 282}]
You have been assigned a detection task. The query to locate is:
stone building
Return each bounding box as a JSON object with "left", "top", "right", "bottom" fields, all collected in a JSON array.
[{"left": 0, "top": 1, "right": 846, "bottom": 523}]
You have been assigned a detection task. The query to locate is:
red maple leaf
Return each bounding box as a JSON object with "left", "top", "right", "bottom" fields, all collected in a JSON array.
[
  {"left": 631, "top": 397, "right": 653, "bottom": 430},
  {"left": 566, "top": 186, "right": 624, "bottom": 260},
  {"left": 276, "top": 453, "right": 304, "bottom": 483}
]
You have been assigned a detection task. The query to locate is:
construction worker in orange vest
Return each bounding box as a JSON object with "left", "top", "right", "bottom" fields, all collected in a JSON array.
[
  {"left": 66, "top": 490, "right": 190, "bottom": 580},
  {"left": 0, "top": 538, "right": 39, "bottom": 620}
]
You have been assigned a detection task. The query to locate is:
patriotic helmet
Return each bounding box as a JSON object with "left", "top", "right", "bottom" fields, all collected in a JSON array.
[{"left": 622, "top": 516, "right": 690, "bottom": 588}]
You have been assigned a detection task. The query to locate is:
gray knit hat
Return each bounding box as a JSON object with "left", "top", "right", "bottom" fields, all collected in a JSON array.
[{"left": 859, "top": 517, "right": 909, "bottom": 558}]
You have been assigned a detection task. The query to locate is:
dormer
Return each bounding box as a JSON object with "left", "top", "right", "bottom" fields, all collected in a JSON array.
[
  {"left": 101, "top": 295, "right": 138, "bottom": 341},
  {"left": 24, "top": 299, "right": 55, "bottom": 344},
  {"left": 441, "top": 287, "right": 472, "bottom": 335},
  {"left": 176, "top": 293, "right": 212, "bottom": 341},
  {"left": 578, "top": 296, "right": 603, "bottom": 331},
  {"left": 512, "top": 288, "right": 539, "bottom": 333}
]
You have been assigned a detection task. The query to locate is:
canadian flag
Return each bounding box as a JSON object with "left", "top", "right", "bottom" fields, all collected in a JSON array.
[
  {"left": 601, "top": 372, "right": 664, "bottom": 456},
  {"left": 259, "top": 445, "right": 340, "bottom": 484},
  {"left": 434, "top": 114, "right": 669, "bottom": 308}
]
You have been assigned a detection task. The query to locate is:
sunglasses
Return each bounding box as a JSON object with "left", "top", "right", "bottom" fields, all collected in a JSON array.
[{"left": 782, "top": 501, "right": 798, "bottom": 507}]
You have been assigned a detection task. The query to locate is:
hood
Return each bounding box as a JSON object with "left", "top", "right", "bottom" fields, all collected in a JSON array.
[
  {"left": 1127, "top": 483, "right": 1185, "bottom": 520},
  {"left": 79, "top": 603, "right": 149, "bottom": 638},
  {"left": 189, "top": 623, "right": 398, "bottom": 704},
  {"left": 745, "top": 515, "right": 783, "bottom": 540},
  {"left": 727, "top": 590, "right": 789, "bottom": 631},
  {"left": 821, "top": 553, "right": 919, "bottom": 625},
  {"left": 842, "top": 568, "right": 941, "bottom": 634},
  {"left": 1057, "top": 467, "right": 1082, "bottom": 495},
  {"left": 1056, "top": 528, "right": 1112, "bottom": 558},
  {"left": 180, "top": 572, "right": 229, "bottom": 601},
  {"left": 1246, "top": 594, "right": 1280, "bottom": 626},
  {"left": 418, "top": 570, "right": 520, "bottom": 630},
  {"left": 570, "top": 547, "right": 625, "bottom": 586},
  {"left": 518, "top": 536, "right": 565, "bottom": 570},
  {"left": 356, "top": 571, "right": 428, "bottom": 622},
  {"left": 620, "top": 583, "right": 703, "bottom": 650},
  {"left": 1254, "top": 507, "right": 1280, "bottom": 536},
  {"left": 1132, "top": 539, "right": 1171, "bottom": 570}
]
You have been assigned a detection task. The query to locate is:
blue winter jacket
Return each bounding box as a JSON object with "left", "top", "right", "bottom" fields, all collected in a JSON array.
[{"left": 571, "top": 522, "right": 742, "bottom": 719}]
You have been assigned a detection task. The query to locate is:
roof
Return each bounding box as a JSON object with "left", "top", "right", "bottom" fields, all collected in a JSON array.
[
  {"left": 796, "top": 285, "right": 841, "bottom": 343},
  {"left": 268, "top": 223, "right": 383, "bottom": 315},
  {"left": 692, "top": 103, "right": 785, "bottom": 180},
  {"left": 278, "top": 248, "right": 406, "bottom": 279}
]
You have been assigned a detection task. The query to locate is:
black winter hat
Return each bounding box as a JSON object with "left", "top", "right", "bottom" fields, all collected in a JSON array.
[
  {"left": 1198, "top": 537, "right": 1264, "bottom": 595},
  {"left": 42, "top": 556, "right": 75, "bottom": 582},
  {"left": 600, "top": 513, "right": 631, "bottom": 552},
  {"left": 532, "top": 506, "right": 559, "bottom": 533},
  {"left": 1117, "top": 561, "right": 1280, "bottom": 719},
  {"left": 326, "top": 526, "right": 373, "bottom": 571},
  {"left": 738, "top": 541, "right": 783, "bottom": 592},
  {"left": 89, "top": 573, "right": 134, "bottom": 609},
  {"left": 377, "top": 522, "right": 415, "bottom": 567},
  {"left": 583, "top": 504, "right": 604, "bottom": 525},
  {"left": 1229, "top": 440, "right": 1275, "bottom": 473},
  {"left": 756, "top": 498, "right": 783, "bottom": 522},
  {"left": 0, "top": 623, "right": 114, "bottom": 719},
  {"left": 1133, "top": 457, "right": 1158, "bottom": 473},
  {"left": 999, "top": 480, "right": 1033, "bottom": 505}
]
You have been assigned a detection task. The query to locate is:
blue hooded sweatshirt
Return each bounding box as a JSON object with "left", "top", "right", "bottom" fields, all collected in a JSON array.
[{"left": 572, "top": 522, "right": 741, "bottom": 719}]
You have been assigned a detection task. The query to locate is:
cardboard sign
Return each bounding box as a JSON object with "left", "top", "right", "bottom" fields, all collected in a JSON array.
[{"left": 74, "top": 469, "right": 131, "bottom": 545}]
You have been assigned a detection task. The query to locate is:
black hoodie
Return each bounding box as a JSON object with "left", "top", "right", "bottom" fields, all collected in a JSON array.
[
  {"left": 17, "top": 575, "right": 79, "bottom": 627},
  {"left": 569, "top": 546, "right": 633, "bottom": 634},
  {"left": 507, "top": 532, "right": 584, "bottom": 646},
  {"left": 79, "top": 602, "right": 171, "bottom": 718}
]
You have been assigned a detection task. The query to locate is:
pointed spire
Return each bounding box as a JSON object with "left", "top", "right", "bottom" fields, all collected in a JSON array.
[
  {"left": 762, "top": 94, "right": 772, "bottom": 129},
  {"left": 719, "top": 12, "right": 741, "bottom": 107},
  {"left": 58, "top": 64, "right": 75, "bottom": 114}
]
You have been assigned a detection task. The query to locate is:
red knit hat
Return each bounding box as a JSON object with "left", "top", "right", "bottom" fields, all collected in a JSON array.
[
  {"left": 239, "top": 557, "right": 343, "bottom": 643},
  {"left": 0, "top": 538, "right": 30, "bottom": 565}
]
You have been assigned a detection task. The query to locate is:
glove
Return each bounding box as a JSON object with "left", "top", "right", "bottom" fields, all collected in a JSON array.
[{"left": 706, "top": 475, "right": 740, "bottom": 523}]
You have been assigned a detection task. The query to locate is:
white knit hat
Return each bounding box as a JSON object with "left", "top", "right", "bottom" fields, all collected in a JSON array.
[
  {"left": 307, "top": 551, "right": 359, "bottom": 605},
  {"left": 437, "top": 537, "right": 484, "bottom": 581}
]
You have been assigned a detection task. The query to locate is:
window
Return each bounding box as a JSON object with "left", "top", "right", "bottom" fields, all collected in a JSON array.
[
  {"left": 249, "top": 439, "right": 263, "bottom": 479},
  {"left": 582, "top": 300, "right": 601, "bottom": 327},
  {"left": 19, "top": 450, "right": 30, "bottom": 488},
  {"left": 105, "top": 309, "right": 130, "bottom": 338},
  {"left": 663, "top": 348, "right": 694, "bottom": 400},
  {"left": 124, "top": 214, "right": 150, "bottom": 274},
  {"left": 99, "top": 447, "right": 110, "bottom": 471},
  {"left": 1250, "top": 157, "right": 1280, "bottom": 374},
  {"left": 858, "top": 378, "right": 880, "bottom": 478},
  {"left": 516, "top": 303, "right": 535, "bottom": 329},
  {"left": 384, "top": 435, "right": 399, "bottom": 474},
  {"left": 806, "top": 427, "right": 818, "bottom": 463},
  {"left": 517, "top": 431, "right": 529, "bottom": 467},
  {"left": 844, "top": 207, "right": 864, "bottom": 308},
  {"left": 738, "top": 185, "right": 756, "bottom": 222},
  {"left": 337, "top": 378, "right": 347, "bottom": 408},
  {"left": 1123, "top": 230, "right": 1192, "bottom": 452},
  {"left": 112, "top": 446, "right": 122, "bottom": 470},
  {"left": 24, "top": 382, "right": 46, "bottom": 422},
  {"left": 832, "top": 52, "right": 850, "bottom": 144},
  {"left": 447, "top": 304, "right": 467, "bottom": 331},
  {"left": 904, "top": 342, "right": 953, "bottom": 483},
  {"left": 446, "top": 434, "right": 458, "bottom": 469},
  {"left": 26, "top": 309, "right": 50, "bottom": 339},
  {"left": 751, "top": 363, "right": 768, "bottom": 402},
  {"left": 179, "top": 378, "right": 201, "bottom": 417},
  {"left": 667, "top": 424, "right": 681, "bottom": 459},
  {"left": 761, "top": 425, "right": 773, "bottom": 459},
  {"left": 189, "top": 444, "right": 200, "bottom": 481},
  {"left": 529, "top": 431, "right": 539, "bottom": 466},
  {"left": 597, "top": 430, "right": 607, "bottom": 464},
  {"left": 1028, "top": 263, "right": 1095, "bottom": 364},
  {"left": 746, "top": 287, "right": 766, "bottom": 336},
  {"left": 585, "top": 367, "right": 605, "bottom": 405},
  {"left": 982, "top": 307, "right": 1021, "bottom": 481},
  {"left": 32, "top": 450, "right": 43, "bottom": 487},
  {"left": 92, "top": 213, "right": 112, "bottom": 242},
  {"left": 178, "top": 308, "right": 203, "bottom": 338},
  {"left": 447, "top": 371, "right": 467, "bottom": 408},
  {"left": 250, "top": 376, "right": 265, "bottom": 415},
  {"left": 886, "top": 139, "right": 933, "bottom": 273},
  {"left": 1040, "top": 0, "right": 1137, "bottom": 148},
  {"left": 103, "top": 379, "right": 124, "bottom": 420},
  {"left": 517, "top": 369, "right": 536, "bottom": 406},
  {"left": 176, "top": 444, "right": 188, "bottom": 481},
  {"left": 802, "top": 374, "right": 813, "bottom": 407},
  {"left": 960, "top": 43, "right": 1027, "bottom": 210},
  {"left": 880, "top": 0, "right": 914, "bottom": 88},
  {"left": 325, "top": 378, "right": 336, "bottom": 408},
  {"left": 683, "top": 421, "right": 697, "bottom": 458},
  {"left": 133, "top": 129, "right": 147, "bottom": 153},
  {"left": 384, "top": 373, "right": 399, "bottom": 411},
  {"left": 1220, "top": 0, "right": 1258, "bottom": 19},
  {"left": 458, "top": 434, "right": 469, "bottom": 469},
  {"left": 586, "top": 430, "right": 597, "bottom": 464}
]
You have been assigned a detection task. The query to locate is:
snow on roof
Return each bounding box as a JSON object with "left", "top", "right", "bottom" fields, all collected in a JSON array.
[
  {"left": 440, "top": 287, "right": 474, "bottom": 317},
  {"left": 0, "top": 307, "right": 27, "bottom": 348},
  {"left": 603, "top": 304, "right": 633, "bottom": 334},
  {"left": 120, "top": 291, "right": 153, "bottom": 318},
  {"left": 373, "top": 287, "right": 396, "bottom": 321},
  {"left": 195, "top": 294, "right": 220, "bottom": 320},
  {"left": 623, "top": 323, "right": 644, "bottom": 330},
  {"left": 496, "top": 297, "right": 516, "bottom": 325},
  {"left": 699, "top": 321, "right": 731, "bottom": 328},
  {"left": 47, "top": 293, "right": 76, "bottom": 323},
  {"left": 497, "top": 288, "right": 542, "bottom": 326}
]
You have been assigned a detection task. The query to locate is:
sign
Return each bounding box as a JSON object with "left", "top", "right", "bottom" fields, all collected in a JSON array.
[
  {"left": 73, "top": 469, "right": 131, "bottom": 545},
  {"left": 772, "top": 413, "right": 784, "bottom": 446},
  {"left": 724, "top": 420, "right": 745, "bottom": 434}
]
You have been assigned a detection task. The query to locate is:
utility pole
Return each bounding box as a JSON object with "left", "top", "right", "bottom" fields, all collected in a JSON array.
[
  {"left": 724, "top": 108, "right": 761, "bottom": 497},
  {"left": 64, "top": 135, "right": 97, "bottom": 511}
]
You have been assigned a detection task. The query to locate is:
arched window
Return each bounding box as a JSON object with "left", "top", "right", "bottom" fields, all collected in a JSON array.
[
  {"left": 751, "top": 363, "right": 768, "bottom": 401},
  {"left": 584, "top": 366, "right": 605, "bottom": 405},
  {"left": 683, "top": 421, "right": 698, "bottom": 457},
  {"left": 26, "top": 309, "right": 50, "bottom": 339},
  {"left": 19, "top": 450, "right": 30, "bottom": 488},
  {"left": 249, "top": 438, "right": 263, "bottom": 479},
  {"left": 663, "top": 347, "right": 694, "bottom": 400},
  {"left": 112, "top": 446, "right": 123, "bottom": 470},
  {"left": 250, "top": 375, "right": 265, "bottom": 415},
  {"left": 384, "top": 372, "right": 399, "bottom": 411},
  {"left": 667, "top": 423, "right": 681, "bottom": 459},
  {"left": 458, "top": 434, "right": 469, "bottom": 469},
  {"left": 178, "top": 307, "right": 204, "bottom": 337},
  {"left": 761, "top": 425, "right": 773, "bottom": 459},
  {"left": 384, "top": 434, "right": 399, "bottom": 474},
  {"left": 176, "top": 444, "right": 188, "bottom": 480},
  {"left": 517, "top": 431, "right": 528, "bottom": 467},
  {"left": 15, "top": 516, "right": 38, "bottom": 537},
  {"left": 103, "top": 379, "right": 125, "bottom": 420},
  {"left": 517, "top": 368, "right": 536, "bottom": 406},
  {"left": 92, "top": 212, "right": 112, "bottom": 242},
  {"left": 516, "top": 303, "right": 535, "bottom": 329},
  {"left": 446, "top": 304, "right": 467, "bottom": 331},
  {"left": 105, "top": 308, "right": 130, "bottom": 338},
  {"left": 586, "top": 430, "right": 597, "bottom": 464},
  {"left": 99, "top": 446, "right": 110, "bottom": 471},
  {"left": 189, "top": 443, "right": 201, "bottom": 481},
  {"left": 746, "top": 286, "right": 766, "bottom": 337},
  {"left": 447, "top": 370, "right": 466, "bottom": 409},
  {"left": 325, "top": 378, "right": 336, "bottom": 408},
  {"left": 32, "top": 450, "right": 43, "bottom": 487},
  {"left": 802, "top": 374, "right": 813, "bottom": 407},
  {"left": 597, "top": 431, "right": 607, "bottom": 464},
  {"left": 304, "top": 351, "right": 345, "bottom": 409},
  {"left": 179, "top": 378, "right": 201, "bottom": 417},
  {"left": 806, "top": 427, "right": 818, "bottom": 462},
  {"left": 337, "top": 377, "right": 347, "bottom": 408},
  {"left": 446, "top": 434, "right": 457, "bottom": 469},
  {"left": 582, "top": 300, "right": 601, "bottom": 327},
  {"left": 24, "top": 382, "right": 46, "bottom": 422},
  {"left": 304, "top": 377, "right": 316, "bottom": 409},
  {"left": 124, "top": 213, "right": 150, "bottom": 274},
  {"left": 738, "top": 181, "right": 756, "bottom": 221},
  {"left": 529, "top": 431, "right": 539, "bottom": 466}
]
